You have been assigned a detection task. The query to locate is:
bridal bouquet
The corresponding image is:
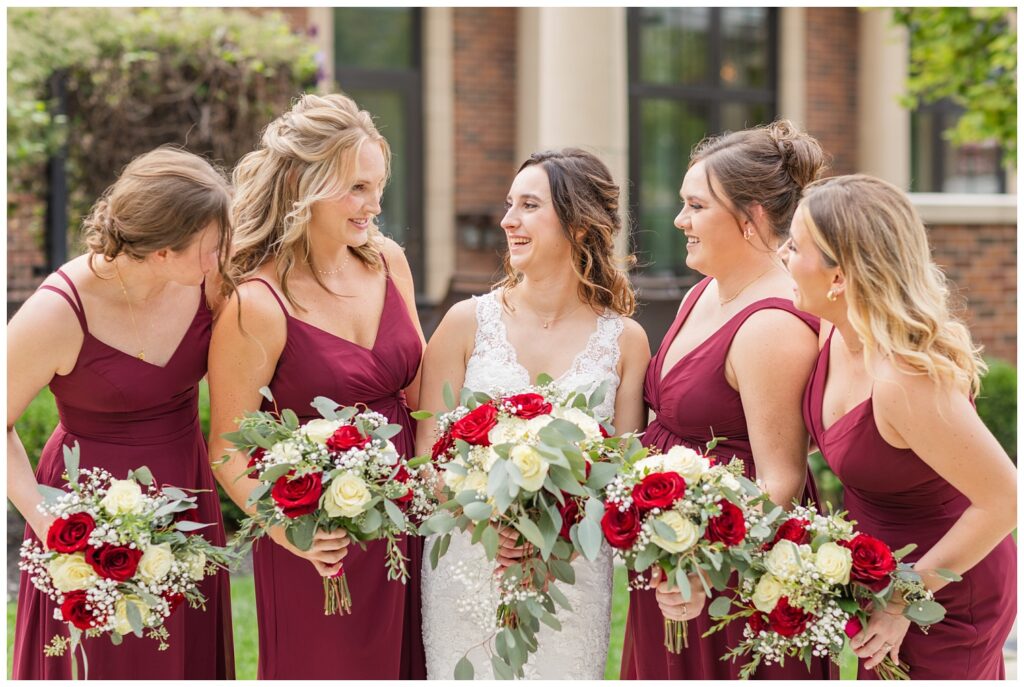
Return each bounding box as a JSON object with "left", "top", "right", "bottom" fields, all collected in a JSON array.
[
  {"left": 706, "top": 503, "right": 958, "bottom": 679},
  {"left": 226, "top": 390, "right": 435, "bottom": 615},
  {"left": 600, "top": 440, "right": 770, "bottom": 653},
  {"left": 419, "top": 377, "right": 623, "bottom": 679},
  {"left": 19, "top": 443, "right": 237, "bottom": 679}
]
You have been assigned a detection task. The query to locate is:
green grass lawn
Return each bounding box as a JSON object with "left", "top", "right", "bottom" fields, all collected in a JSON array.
[{"left": 8, "top": 568, "right": 630, "bottom": 679}]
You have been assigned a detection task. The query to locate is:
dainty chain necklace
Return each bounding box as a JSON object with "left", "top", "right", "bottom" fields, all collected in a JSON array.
[
  {"left": 314, "top": 251, "right": 352, "bottom": 276},
  {"left": 718, "top": 265, "right": 778, "bottom": 305},
  {"left": 113, "top": 259, "right": 146, "bottom": 360},
  {"left": 530, "top": 302, "right": 586, "bottom": 329}
]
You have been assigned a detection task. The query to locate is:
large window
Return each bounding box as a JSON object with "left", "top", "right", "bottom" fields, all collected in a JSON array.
[
  {"left": 334, "top": 8, "right": 424, "bottom": 291},
  {"left": 628, "top": 8, "right": 777, "bottom": 277},
  {"left": 911, "top": 99, "right": 1007, "bottom": 193}
]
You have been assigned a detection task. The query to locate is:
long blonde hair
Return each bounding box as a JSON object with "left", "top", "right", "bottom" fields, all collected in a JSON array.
[
  {"left": 229, "top": 93, "right": 391, "bottom": 310},
  {"left": 801, "top": 174, "right": 986, "bottom": 396}
]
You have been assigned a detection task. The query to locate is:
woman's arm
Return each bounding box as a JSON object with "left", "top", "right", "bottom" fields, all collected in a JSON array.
[
  {"left": 611, "top": 318, "right": 651, "bottom": 436},
  {"left": 381, "top": 238, "right": 427, "bottom": 409}
]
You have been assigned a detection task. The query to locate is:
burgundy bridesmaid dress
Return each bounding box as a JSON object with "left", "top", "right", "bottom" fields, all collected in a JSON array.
[
  {"left": 12, "top": 270, "right": 234, "bottom": 679},
  {"left": 621, "top": 277, "right": 830, "bottom": 680},
  {"left": 246, "top": 261, "right": 426, "bottom": 679},
  {"left": 803, "top": 329, "right": 1016, "bottom": 679}
]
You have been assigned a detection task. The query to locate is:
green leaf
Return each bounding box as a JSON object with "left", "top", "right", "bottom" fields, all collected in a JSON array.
[
  {"left": 454, "top": 656, "right": 474, "bottom": 680},
  {"left": 537, "top": 504, "right": 560, "bottom": 560},
  {"left": 708, "top": 595, "right": 733, "bottom": 619},
  {"left": 174, "top": 520, "right": 212, "bottom": 532},
  {"left": 892, "top": 543, "right": 917, "bottom": 560},
  {"left": 585, "top": 461, "right": 619, "bottom": 491},
  {"left": 360, "top": 507, "right": 383, "bottom": 534},
  {"left": 540, "top": 611, "right": 562, "bottom": 631},
  {"left": 549, "top": 559, "right": 576, "bottom": 584},
  {"left": 548, "top": 583, "right": 572, "bottom": 611},
  {"left": 442, "top": 382, "right": 456, "bottom": 411},
  {"left": 258, "top": 463, "right": 292, "bottom": 484},
  {"left": 129, "top": 466, "right": 153, "bottom": 486},
  {"left": 490, "top": 655, "right": 514, "bottom": 680},
  {"left": 705, "top": 547, "right": 723, "bottom": 572},
  {"left": 577, "top": 518, "right": 604, "bottom": 561},
  {"left": 535, "top": 372, "right": 554, "bottom": 386},
  {"left": 281, "top": 408, "right": 300, "bottom": 430},
  {"left": 547, "top": 465, "right": 587, "bottom": 496},
  {"left": 420, "top": 511, "right": 456, "bottom": 536},
  {"left": 62, "top": 442, "right": 80, "bottom": 485},
  {"left": 286, "top": 517, "right": 316, "bottom": 551},
  {"left": 258, "top": 386, "right": 275, "bottom": 404},
  {"left": 588, "top": 380, "right": 608, "bottom": 410},
  {"left": 244, "top": 482, "right": 271, "bottom": 508},
  {"left": 481, "top": 523, "right": 500, "bottom": 560},
  {"left": 546, "top": 418, "right": 587, "bottom": 443},
  {"left": 463, "top": 501, "right": 494, "bottom": 522},
  {"left": 904, "top": 599, "right": 947, "bottom": 626},
  {"left": 934, "top": 568, "right": 962, "bottom": 582},
  {"left": 410, "top": 410, "right": 433, "bottom": 420},
  {"left": 375, "top": 424, "right": 403, "bottom": 440},
  {"left": 839, "top": 637, "right": 860, "bottom": 680},
  {"left": 651, "top": 518, "right": 678, "bottom": 542},
  {"left": 37, "top": 484, "right": 67, "bottom": 504},
  {"left": 515, "top": 517, "right": 545, "bottom": 549},
  {"left": 429, "top": 534, "right": 444, "bottom": 569},
  {"left": 634, "top": 545, "right": 659, "bottom": 573},
  {"left": 125, "top": 598, "right": 144, "bottom": 636},
  {"left": 383, "top": 499, "right": 407, "bottom": 530},
  {"left": 309, "top": 396, "right": 339, "bottom": 420}
]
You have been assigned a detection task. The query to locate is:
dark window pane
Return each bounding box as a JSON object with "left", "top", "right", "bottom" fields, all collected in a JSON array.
[
  {"left": 720, "top": 8, "right": 770, "bottom": 90},
  {"left": 638, "top": 99, "right": 711, "bottom": 275},
  {"left": 721, "top": 101, "right": 771, "bottom": 133},
  {"left": 943, "top": 141, "right": 1003, "bottom": 193},
  {"left": 637, "top": 8, "right": 710, "bottom": 85},
  {"left": 911, "top": 101, "right": 1004, "bottom": 193},
  {"left": 910, "top": 109, "right": 937, "bottom": 192},
  {"left": 334, "top": 8, "right": 414, "bottom": 70}
]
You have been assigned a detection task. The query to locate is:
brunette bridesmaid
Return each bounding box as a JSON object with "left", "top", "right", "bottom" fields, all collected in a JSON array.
[
  {"left": 8, "top": 148, "right": 235, "bottom": 678},
  {"left": 783, "top": 174, "right": 1016, "bottom": 679},
  {"left": 620, "top": 121, "right": 831, "bottom": 680},
  {"left": 207, "top": 93, "right": 427, "bottom": 679}
]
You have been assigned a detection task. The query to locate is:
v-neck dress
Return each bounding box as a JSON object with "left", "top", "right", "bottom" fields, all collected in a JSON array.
[
  {"left": 803, "top": 329, "right": 1016, "bottom": 679},
  {"left": 245, "top": 262, "right": 426, "bottom": 679},
  {"left": 12, "top": 269, "right": 234, "bottom": 679},
  {"left": 620, "top": 276, "right": 829, "bottom": 680}
]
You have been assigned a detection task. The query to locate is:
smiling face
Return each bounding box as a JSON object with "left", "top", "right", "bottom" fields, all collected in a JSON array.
[
  {"left": 673, "top": 160, "right": 750, "bottom": 276},
  {"left": 500, "top": 164, "right": 573, "bottom": 275},
  {"left": 779, "top": 204, "right": 842, "bottom": 317},
  {"left": 308, "top": 142, "right": 387, "bottom": 248}
]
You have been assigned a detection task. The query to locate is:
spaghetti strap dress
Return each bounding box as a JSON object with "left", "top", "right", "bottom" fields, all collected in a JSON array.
[
  {"left": 802, "top": 329, "right": 1016, "bottom": 679},
  {"left": 11, "top": 269, "right": 234, "bottom": 679},
  {"left": 620, "top": 276, "right": 830, "bottom": 680},
  {"left": 246, "top": 260, "right": 426, "bottom": 679}
]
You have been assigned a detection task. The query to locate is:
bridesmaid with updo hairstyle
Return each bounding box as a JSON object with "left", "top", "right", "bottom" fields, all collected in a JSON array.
[
  {"left": 782, "top": 174, "right": 1016, "bottom": 679},
  {"left": 207, "top": 92, "right": 427, "bottom": 679},
  {"left": 621, "top": 121, "right": 831, "bottom": 679},
  {"left": 8, "top": 147, "right": 235, "bottom": 678}
]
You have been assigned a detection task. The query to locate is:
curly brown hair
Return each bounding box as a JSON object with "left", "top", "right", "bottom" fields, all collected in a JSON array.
[{"left": 496, "top": 148, "right": 636, "bottom": 316}]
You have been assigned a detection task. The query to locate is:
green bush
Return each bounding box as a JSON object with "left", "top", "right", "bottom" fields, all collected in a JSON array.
[{"left": 977, "top": 358, "right": 1017, "bottom": 463}]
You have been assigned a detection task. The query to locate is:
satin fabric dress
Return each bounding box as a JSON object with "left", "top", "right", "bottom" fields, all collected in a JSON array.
[
  {"left": 620, "top": 277, "right": 830, "bottom": 680},
  {"left": 12, "top": 270, "right": 234, "bottom": 679},
  {"left": 803, "top": 329, "right": 1016, "bottom": 679}
]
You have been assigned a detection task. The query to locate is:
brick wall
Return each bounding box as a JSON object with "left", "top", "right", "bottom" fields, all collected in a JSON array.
[
  {"left": 927, "top": 223, "right": 1017, "bottom": 363},
  {"left": 804, "top": 8, "right": 859, "bottom": 176},
  {"left": 7, "top": 195, "right": 48, "bottom": 317}
]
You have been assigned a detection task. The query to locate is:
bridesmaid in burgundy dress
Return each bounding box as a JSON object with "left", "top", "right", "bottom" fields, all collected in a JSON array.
[
  {"left": 783, "top": 174, "right": 1016, "bottom": 679},
  {"left": 620, "top": 121, "right": 831, "bottom": 680},
  {"left": 7, "top": 148, "right": 235, "bottom": 678},
  {"left": 208, "top": 93, "right": 427, "bottom": 679}
]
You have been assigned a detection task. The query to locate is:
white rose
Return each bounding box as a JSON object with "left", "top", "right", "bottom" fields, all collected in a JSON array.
[
  {"left": 137, "top": 543, "right": 174, "bottom": 584},
  {"left": 324, "top": 472, "right": 372, "bottom": 518},
  {"left": 47, "top": 553, "right": 98, "bottom": 592},
  {"left": 765, "top": 540, "right": 806, "bottom": 580},
  {"left": 634, "top": 454, "right": 665, "bottom": 474},
  {"left": 649, "top": 511, "right": 699, "bottom": 554},
  {"left": 100, "top": 479, "right": 145, "bottom": 515},
  {"left": 524, "top": 415, "right": 555, "bottom": 435},
  {"left": 718, "top": 472, "right": 741, "bottom": 493},
  {"left": 814, "top": 542, "right": 852, "bottom": 585},
  {"left": 112, "top": 595, "right": 152, "bottom": 636},
  {"left": 182, "top": 551, "right": 207, "bottom": 581},
  {"left": 662, "top": 445, "right": 710, "bottom": 482},
  {"left": 553, "top": 407, "right": 603, "bottom": 441},
  {"left": 303, "top": 418, "right": 341, "bottom": 445},
  {"left": 751, "top": 574, "right": 785, "bottom": 613},
  {"left": 488, "top": 418, "right": 528, "bottom": 445},
  {"left": 510, "top": 445, "right": 549, "bottom": 491},
  {"left": 442, "top": 459, "right": 468, "bottom": 493},
  {"left": 463, "top": 470, "right": 489, "bottom": 496},
  {"left": 269, "top": 441, "right": 303, "bottom": 465}
]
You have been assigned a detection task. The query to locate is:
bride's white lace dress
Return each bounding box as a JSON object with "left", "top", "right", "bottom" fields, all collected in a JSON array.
[{"left": 421, "top": 291, "right": 624, "bottom": 679}]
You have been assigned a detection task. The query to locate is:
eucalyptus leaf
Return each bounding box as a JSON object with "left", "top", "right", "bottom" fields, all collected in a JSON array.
[
  {"left": 63, "top": 442, "right": 80, "bottom": 485},
  {"left": 442, "top": 382, "right": 456, "bottom": 411},
  {"left": 547, "top": 465, "right": 587, "bottom": 496},
  {"left": 535, "top": 372, "right": 554, "bottom": 386},
  {"left": 258, "top": 386, "right": 275, "bottom": 403},
  {"left": 375, "top": 424, "right": 403, "bottom": 440},
  {"left": 463, "top": 501, "right": 495, "bottom": 522},
  {"left": 37, "top": 484, "right": 67, "bottom": 504},
  {"left": 546, "top": 418, "right": 586, "bottom": 443},
  {"left": 286, "top": 517, "right": 316, "bottom": 551},
  {"left": 934, "top": 568, "right": 962, "bottom": 582},
  {"left": 383, "top": 499, "right": 407, "bottom": 529},
  {"left": 548, "top": 583, "right": 572, "bottom": 611},
  {"left": 162, "top": 486, "right": 190, "bottom": 500},
  {"left": 634, "top": 544, "right": 658, "bottom": 573},
  {"left": 125, "top": 598, "right": 145, "bottom": 636},
  {"left": 245, "top": 483, "right": 271, "bottom": 508},
  {"left": 587, "top": 380, "right": 609, "bottom": 410},
  {"left": 904, "top": 599, "right": 947, "bottom": 626},
  {"left": 539, "top": 611, "right": 562, "bottom": 631},
  {"left": 490, "top": 655, "right": 514, "bottom": 680},
  {"left": 549, "top": 559, "right": 576, "bottom": 584},
  {"left": 515, "top": 517, "right": 545, "bottom": 549},
  {"left": 310, "top": 396, "right": 339, "bottom": 420},
  {"left": 651, "top": 518, "right": 678, "bottom": 542},
  {"left": 281, "top": 408, "right": 300, "bottom": 430},
  {"left": 677, "top": 568, "right": 692, "bottom": 601},
  {"left": 410, "top": 410, "right": 433, "bottom": 420},
  {"left": 708, "top": 595, "right": 733, "bottom": 619},
  {"left": 129, "top": 466, "right": 154, "bottom": 486},
  {"left": 174, "top": 520, "right": 213, "bottom": 532},
  {"left": 420, "top": 511, "right": 456, "bottom": 536},
  {"left": 360, "top": 507, "right": 383, "bottom": 534},
  {"left": 481, "top": 523, "right": 499, "bottom": 560},
  {"left": 258, "top": 463, "right": 293, "bottom": 484},
  {"left": 892, "top": 543, "right": 918, "bottom": 560},
  {"left": 429, "top": 535, "right": 444, "bottom": 570},
  {"left": 585, "top": 462, "right": 619, "bottom": 491},
  {"left": 578, "top": 518, "right": 604, "bottom": 561},
  {"left": 454, "top": 656, "right": 474, "bottom": 680}
]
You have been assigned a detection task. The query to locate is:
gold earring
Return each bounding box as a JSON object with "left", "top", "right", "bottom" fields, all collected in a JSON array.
[{"left": 826, "top": 288, "right": 838, "bottom": 302}]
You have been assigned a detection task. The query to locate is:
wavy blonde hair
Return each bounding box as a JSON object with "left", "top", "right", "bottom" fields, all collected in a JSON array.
[
  {"left": 229, "top": 93, "right": 390, "bottom": 310},
  {"left": 800, "top": 174, "right": 986, "bottom": 396},
  {"left": 497, "top": 149, "right": 636, "bottom": 316}
]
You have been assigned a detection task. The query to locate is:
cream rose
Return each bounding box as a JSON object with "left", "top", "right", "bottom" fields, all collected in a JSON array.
[
  {"left": 303, "top": 418, "right": 341, "bottom": 445},
  {"left": 524, "top": 415, "right": 555, "bottom": 436},
  {"left": 553, "top": 407, "right": 603, "bottom": 441},
  {"left": 100, "top": 479, "right": 145, "bottom": 515},
  {"left": 137, "top": 543, "right": 174, "bottom": 584},
  {"left": 463, "top": 470, "right": 489, "bottom": 496},
  {"left": 182, "top": 551, "right": 207, "bottom": 581},
  {"left": 324, "top": 472, "right": 372, "bottom": 518},
  {"left": 269, "top": 440, "right": 303, "bottom": 465},
  {"left": 662, "top": 445, "right": 709, "bottom": 482},
  {"left": 48, "top": 553, "right": 98, "bottom": 592},
  {"left": 510, "top": 445, "right": 549, "bottom": 491},
  {"left": 751, "top": 574, "right": 785, "bottom": 613},
  {"left": 443, "top": 460, "right": 468, "bottom": 493},
  {"left": 488, "top": 418, "right": 528, "bottom": 445},
  {"left": 113, "top": 595, "right": 152, "bottom": 636},
  {"left": 718, "top": 471, "right": 741, "bottom": 493},
  {"left": 649, "top": 511, "right": 699, "bottom": 553},
  {"left": 634, "top": 454, "right": 665, "bottom": 474},
  {"left": 814, "top": 542, "right": 853, "bottom": 585},
  {"left": 765, "top": 540, "right": 806, "bottom": 580}
]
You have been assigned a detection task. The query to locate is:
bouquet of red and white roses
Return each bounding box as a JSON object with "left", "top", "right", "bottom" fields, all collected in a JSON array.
[
  {"left": 226, "top": 390, "right": 435, "bottom": 615},
  {"left": 19, "top": 443, "right": 238, "bottom": 679},
  {"left": 419, "top": 377, "right": 622, "bottom": 679},
  {"left": 706, "top": 503, "right": 958, "bottom": 679},
  {"left": 601, "top": 439, "right": 770, "bottom": 653}
]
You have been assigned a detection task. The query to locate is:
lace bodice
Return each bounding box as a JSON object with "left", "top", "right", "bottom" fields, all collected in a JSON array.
[{"left": 464, "top": 291, "right": 623, "bottom": 421}]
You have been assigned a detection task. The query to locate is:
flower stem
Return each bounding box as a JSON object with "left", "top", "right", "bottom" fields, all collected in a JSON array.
[
  {"left": 323, "top": 570, "right": 352, "bottom": 616},
  {"left": 663, "top": 618, "right": 688, "bottom": 653}
]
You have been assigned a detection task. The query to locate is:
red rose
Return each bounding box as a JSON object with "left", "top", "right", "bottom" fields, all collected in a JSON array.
[
  {"left": 844, "top": 616, "right": 863, "bottom": 639},
  {"left": 164, "top": 592, "right": 186, "bottom": 615},
  {"left": 840, "top": 533, "right": 896, "bottom": 592},
  {"left": 601, "top": 502, "right": 642, "bottom": 550},
  {"left": 631, "top": 472, "right": 687, "bottom": 511},
  {"left": 46, "top": 513, "right": 95, "bottom": 553},
  {"left": 599, "top": 424, "right": 610, "bottom": 438},
  {"left": 85, "top": 544, "right": 143, "bottom": 581},
  {"left": 558, "top": 497, "right": 582, "bottom": 539},
  {"left": 747, "top": 611, "right": 769, "bottom": 634},
  {"left": 502, "top": 393, "right": 552, "bottom": 419},
  {"left": 450, "top": 404, "right": 498, "bottom": 446},
  {"left": 393, "top": 465, "right": 410, "bottom": 483},
  {"left": 767, "top": 596, "right": 812, "bottom": 637},
  {"left": 705, "top": 500, "right": 747, "bottom": 546},
  {"left": 326, "top": 425, "right": 371, "bottom": 452},
  {"left": 431, "top": 432, "right": 454, "bottom": 462},
  {"left": 60, "top": 591, "right": 97, "bottom": 630},
  {"left": 764, "top": 517, "right": 811, "bottom": 550},
  {"left": 270, "top": 472, "right": 323, "bottom": 518},
  {"left": 247, "top": 447, "right": 266, "bottom": 469}
]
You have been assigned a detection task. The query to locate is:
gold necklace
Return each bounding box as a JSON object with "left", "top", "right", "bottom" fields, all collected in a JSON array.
[
  {"left": 530, "top": 301, "right": 586, "bottom": 329},
  {"left": 314, "top": 251, "right": 352, "bottom": 276},
  {"left": 718, "top": 265, "right": 778, "bottom": 305},
  {"left": 113, "top": 260, "right": 146, "bottom": 360}
]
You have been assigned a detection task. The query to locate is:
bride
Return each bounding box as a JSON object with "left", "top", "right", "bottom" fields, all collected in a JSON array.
[{"left": 417, "top": 149, "right": 650, "bottom": 679}]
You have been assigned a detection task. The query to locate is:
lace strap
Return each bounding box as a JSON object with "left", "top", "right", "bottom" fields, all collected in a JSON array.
[
  {"left": 471, "top": 291, "right": 522, "bottom": 374},
  {"left": 570, "top": 311, "right": 624, "bottom": 379}
]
